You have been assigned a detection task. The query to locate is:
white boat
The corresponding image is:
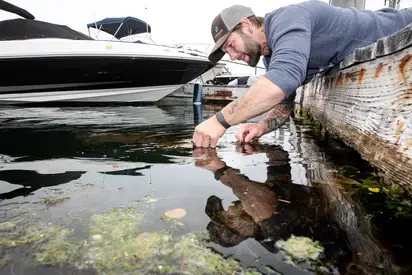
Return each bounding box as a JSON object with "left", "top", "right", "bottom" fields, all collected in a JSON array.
[
  {"left": 87, "top": 17, "right": 227, "bottom": 88},
  {"left": 0, "top": 1, "right": 216, "bottom": 105}
]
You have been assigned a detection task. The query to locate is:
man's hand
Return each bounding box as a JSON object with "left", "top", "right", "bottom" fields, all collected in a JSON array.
[
  {"left": 192, "top": 115, "right": 227, "bottom": 148},
  {"left": 236, "top": 142, "right": 265, "bottom": 154},
  {"left": 235, "top": 123, "right": 266, "bottom": 143},
  {"left": 191, "top": 76, "right": 287, "bottom": 148},
  {"left": 193, "top": 147, "right": 226, "bottom": 173},
  {"left": 235, "top": 103, "right": 292, "bottom": 143}
]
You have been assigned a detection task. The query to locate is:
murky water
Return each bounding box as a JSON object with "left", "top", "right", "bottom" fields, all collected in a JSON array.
[{"left": 0, "top": 104, "right": 411, "bottom": 275}]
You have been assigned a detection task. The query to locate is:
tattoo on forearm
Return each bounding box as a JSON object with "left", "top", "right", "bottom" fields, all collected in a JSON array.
[
  {"left": 264, "top": 116, "right": 289, "bottom": 132},
  {"left": 263, "top": 104, "right": 291, "bottom": 132},
  {"left": 228, "top": 99, "right": 239, "bottom": 114}
]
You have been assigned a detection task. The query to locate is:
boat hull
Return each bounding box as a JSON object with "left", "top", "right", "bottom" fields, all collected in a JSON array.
[
  {"left": 0, "top": 39, "right": 214, "bottom": 104},
  {"left": 0, "top": 85, "right": 183, "bottom": 104}
]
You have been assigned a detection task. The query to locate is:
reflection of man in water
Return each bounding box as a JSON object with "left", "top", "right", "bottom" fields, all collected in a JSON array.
[{"left": 193, "top": 145, "right": 340, "bottom": 256}]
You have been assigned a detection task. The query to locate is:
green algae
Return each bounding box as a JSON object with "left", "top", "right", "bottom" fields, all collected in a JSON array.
[
  {"left": 0, "top": 221, "right": 16, "bottom": 231},
  {"left": 2, "top": 205, "right": 262, "bottom": 274},
  {"left": 35, "top": 227, "right": 82, "bottom": 266},
  {"left": 0, "top": 221, "right": 52, "bottom": 247},
  {"left": 274, "top": 235, "right": 340, "bottom": 274},
  {"left": 160, "top": 215, "right": 184, "bottom": 231},
  {"left": 276, "top": 235, "right": 324, "bottom": 264},
  {"left": 0, "top": 256, "right": 11, "bottom": 267}
]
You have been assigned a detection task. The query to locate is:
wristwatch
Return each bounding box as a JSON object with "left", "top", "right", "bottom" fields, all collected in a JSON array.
[{"left": 214, "top": 166, "right": 230, "bottom": 181}]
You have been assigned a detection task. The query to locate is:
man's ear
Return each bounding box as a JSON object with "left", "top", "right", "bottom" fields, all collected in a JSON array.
[
  {"left": 239, "top": 17, "right": 252, "bottom": 27},
  {"left": 238, "top": 17, "right": 253, "bottom": 34}
]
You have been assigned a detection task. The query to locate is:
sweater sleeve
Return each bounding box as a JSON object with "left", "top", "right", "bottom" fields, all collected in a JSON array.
[{"left": 263, "top": 6, "right": 313, "bottom": 98}]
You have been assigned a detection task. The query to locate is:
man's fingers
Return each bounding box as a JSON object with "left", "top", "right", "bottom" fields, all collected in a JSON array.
[
  {"left": 202, "top": 135, "right": 210, "bottom": 148},
  {"left": 193, "top": 147, "right": 208, "bottom": 158},
  {"left": 235, "top": 126, "right": 244, "bottom": 142},
  {"left": 193, "top": 130, "right": 203, "bottom": 147},
  {"left": 237, "top": 127, "right": 249, "bottom": 143},
  {"left": 244, "top": 128, "right": 259, "bottom": 143},
  {"left": 210, "top": 135, "right": 218, "bottom": 148}
]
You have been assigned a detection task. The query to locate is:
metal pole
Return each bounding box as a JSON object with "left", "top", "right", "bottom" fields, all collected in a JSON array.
[
  {"left": 329, "top": 0, "right": 366, "bottom": 9},
  {"left": 384, "top": 0, "right": 401, "bottom": 8},
  {"left": 112, "top": 22, "right": 124, "bottom": 40}
]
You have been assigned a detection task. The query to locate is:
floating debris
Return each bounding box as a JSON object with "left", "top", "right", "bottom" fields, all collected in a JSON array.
[
  {"left": 37, "top": 196, "right": 70, "bottom": 206},
  {"left": 135, "top": 193, "right": 158, "bottom": 204},
  {"left": 164, "top": 208, "right": 186, "bottom": 219}
]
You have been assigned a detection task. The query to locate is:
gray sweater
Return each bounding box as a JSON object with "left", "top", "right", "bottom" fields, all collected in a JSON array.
[{"left": 262, "top": 0, "right": 412, "bottom": 99}]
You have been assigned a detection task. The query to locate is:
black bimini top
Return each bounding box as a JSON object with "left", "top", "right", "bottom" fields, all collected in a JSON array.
[
  {"left": 87, "top": 17, "right": 151, "bottom": 39},
  {"left": 0, "top": 18, "right": 94, "bottom": 41},
  {"left": 0, "top": 0, "right": 34, "bottom": 19},
  {"left": 0, "top": 0, "right": 93, "bottom": 41}
]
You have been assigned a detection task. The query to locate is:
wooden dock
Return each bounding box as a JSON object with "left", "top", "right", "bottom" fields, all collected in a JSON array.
[{"left": 294, "top": 23, "right": 412, "bottom": 195}]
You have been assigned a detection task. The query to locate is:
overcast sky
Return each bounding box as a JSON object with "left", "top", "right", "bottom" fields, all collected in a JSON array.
[
  {"left": 2, "top": 0, "right": 412, "bottom": 74},
  {"left": 2, "top": 0, "right": 412, "bottom": 45}
]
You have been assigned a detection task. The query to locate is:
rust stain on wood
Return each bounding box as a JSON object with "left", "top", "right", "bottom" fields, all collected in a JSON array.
[
  {"left": 324, "top": 78, "right": 330, "bottom": 89},
  {"left": 393, "top": 88, "right": 412, "bottom": 104},
  {"left": 344, "top": 72, "right": 352, "bottom": 84},
  {"left": 374, "top": 63, "right": 385, "bottom": 78},
  {"left": 358, "top": 68, "right": 366, "bottom": 84},
  {"left": 401, "top": 88, "right": 412, "bottom": 98},
  {"left": 329, "top": 77, "right": 335, "bottom": 88},
  {"left": 399, "top": 54, "right": 412, "bottom": 83},
  {"left": 213, "top": 90, "right": 233, "bottom": 97},
  {"left": 204, "top": 90, "right": 234, "bottom": 101},
  {"left": 336, "top": 72, "right": 343, "bottom": 85},
  {"left": 395, "top": 121, "right": 405, "bottom": 145}
]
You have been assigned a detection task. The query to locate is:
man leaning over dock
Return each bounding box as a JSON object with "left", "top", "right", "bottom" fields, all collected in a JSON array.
[{"left": 192, "top": 0, "right": 412, "bottom": 148}]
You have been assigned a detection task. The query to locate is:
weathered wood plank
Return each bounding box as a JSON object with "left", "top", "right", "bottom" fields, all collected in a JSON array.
[{"left": 296, "top": 26, "right": 412, "bottom": 195}]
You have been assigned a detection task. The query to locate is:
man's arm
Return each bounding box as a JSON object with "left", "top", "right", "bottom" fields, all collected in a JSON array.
[
  {"left": 234, "top": 103, "right": 292, "bottom": 143},
  {"left": 219, "top": 76, "right": 286, "bottom": 126},
  {"left": 259, "top": 103, "right": 292, "bottom": 134}
]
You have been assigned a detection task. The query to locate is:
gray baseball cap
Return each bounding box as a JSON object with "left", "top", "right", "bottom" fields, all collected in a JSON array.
[{"left": 208, "top": 5, "right": 255, "bottom": 63}]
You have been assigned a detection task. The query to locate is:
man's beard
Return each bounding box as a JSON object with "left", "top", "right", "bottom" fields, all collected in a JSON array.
[{"left": 242, "top": 35, "right": 261, "bottom": 67}]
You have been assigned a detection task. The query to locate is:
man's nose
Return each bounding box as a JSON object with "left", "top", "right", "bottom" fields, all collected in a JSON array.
[{"left": 227, "top": 50, "right": 237, "bottom": 61}]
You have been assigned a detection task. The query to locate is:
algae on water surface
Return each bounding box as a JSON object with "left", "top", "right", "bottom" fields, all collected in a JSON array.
[{"left": 1, "top": 205, "right": 265, "bottom": 274}]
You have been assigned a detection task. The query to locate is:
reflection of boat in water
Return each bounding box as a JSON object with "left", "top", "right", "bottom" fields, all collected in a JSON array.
[
  {"left": 0, "top": 162, "right": 152, "bottom": 201},
  {"left": 0, "top": 105, "right": 196, "bottom": 166},
  {"left": 0, "top": 1, "right": 214, "bottom": 105},
  {"left": 0, "top": 105, "right": 195, "bottom": 201}
]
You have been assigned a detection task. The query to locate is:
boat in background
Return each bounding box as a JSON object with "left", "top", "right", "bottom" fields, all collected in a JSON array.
[
  {"left": 159, "top": 41, "right": 266, "bottom": 104},
  {"left": 0, "top": 1, "right": 215, "bottom": 105},
  {"left": 87, "top": 17, "right": 227, "bottom": 86},
  {"left": 161, "top": 58, "right": 262, "bottom": 104}
]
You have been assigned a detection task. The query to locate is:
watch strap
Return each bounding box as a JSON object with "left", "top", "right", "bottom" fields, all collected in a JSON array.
[
  {"left": 216, "top": 111, "right": 231, "bottom": 129},
  {"left": 214, "top": 166, "right": 230, "bottom": 181}
]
